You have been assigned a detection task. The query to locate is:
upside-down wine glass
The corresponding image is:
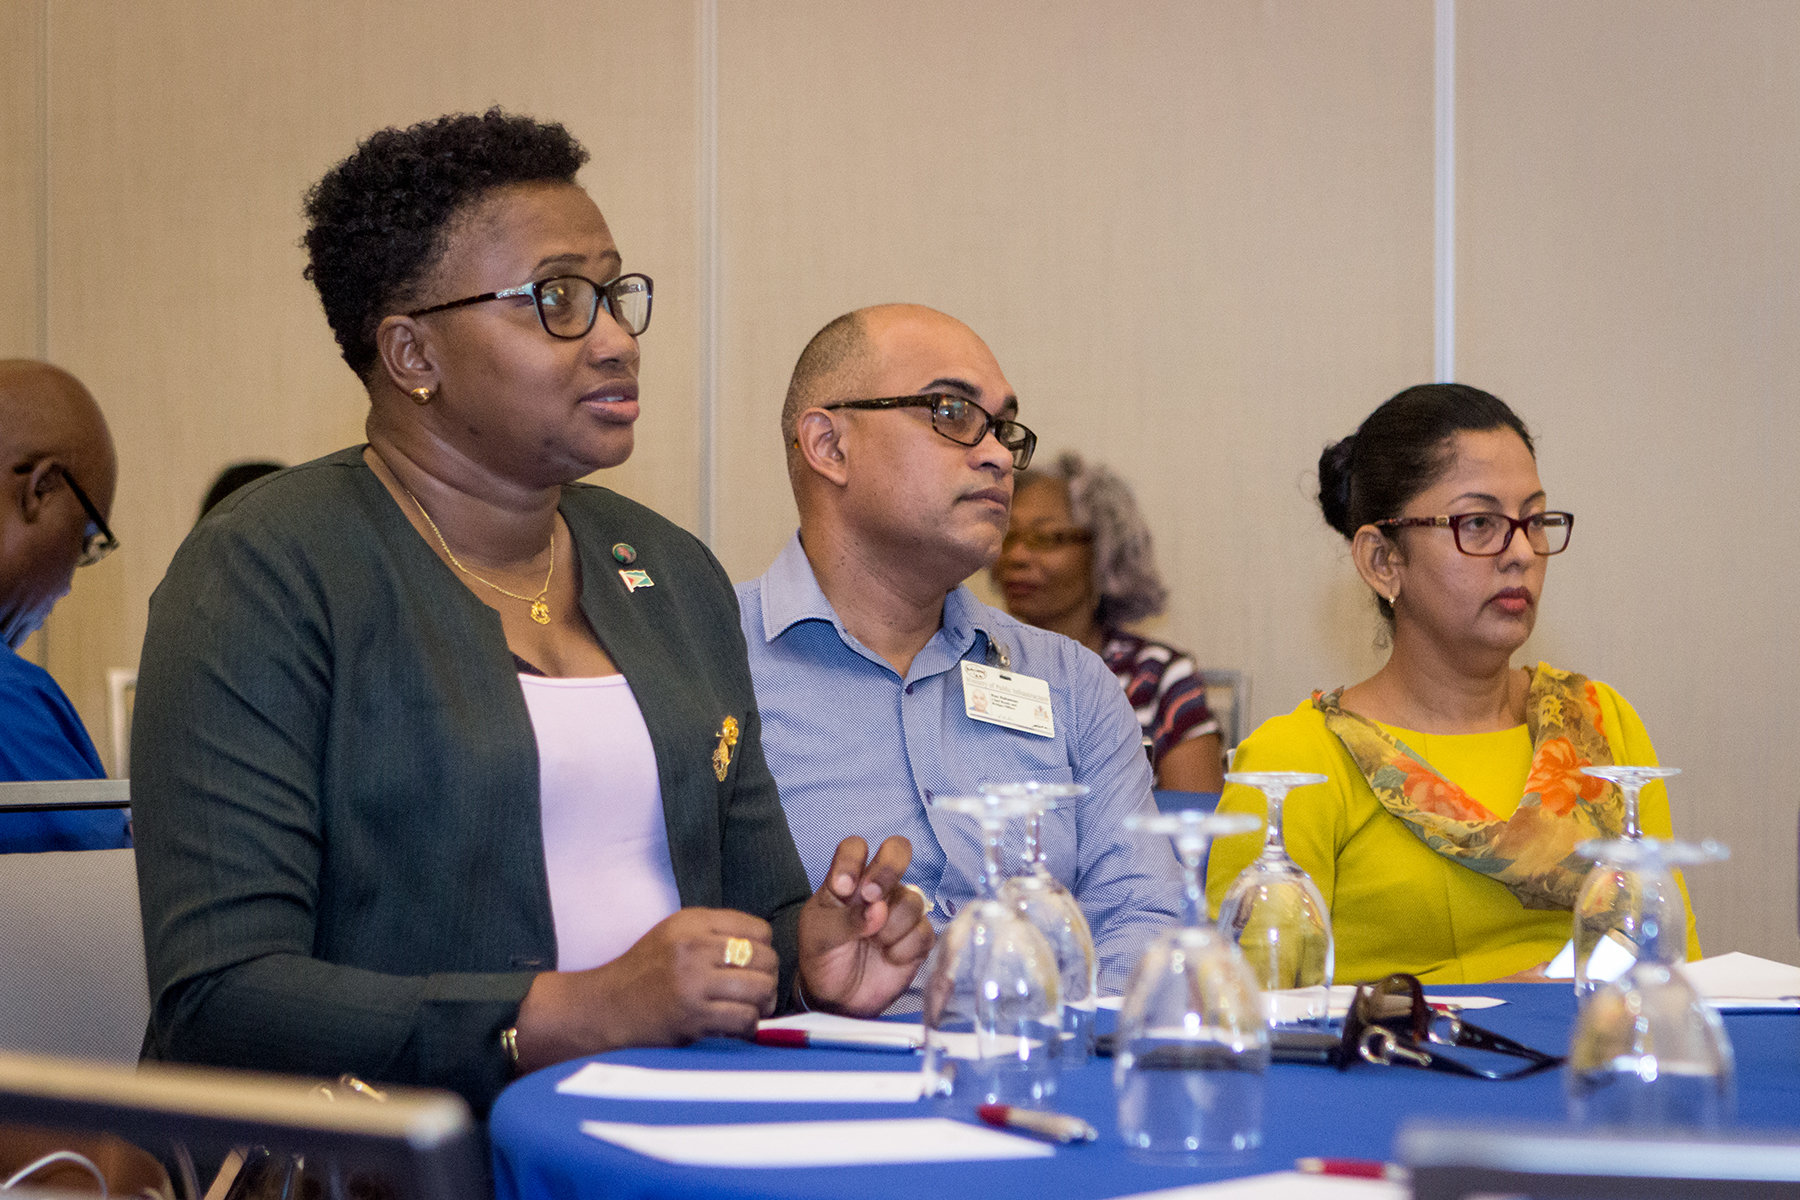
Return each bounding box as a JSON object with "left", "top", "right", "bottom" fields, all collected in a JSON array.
[
  {"left": 1215, "top": 772, "right": 1335, "bottom": 1027},
  {"left": 920, "top": 792, "right": 1064, "bottom": 1107},
  {"left": 1573, "top": 765, "right": 1681, "bottom": 998},
  {"left": 1566, "top": 834, "right": 1734, "bottom": 1128},
  {"left": 1114, "top": 808, "right": 1268, "bottom": 1158},
  {"left": 980, "top": 781, "right": 1100, "bottom": 1065}
]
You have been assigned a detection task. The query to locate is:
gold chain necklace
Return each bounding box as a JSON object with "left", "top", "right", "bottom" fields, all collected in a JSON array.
[{"left": 401, "top": 484, "right": 555, "bottom": 625}]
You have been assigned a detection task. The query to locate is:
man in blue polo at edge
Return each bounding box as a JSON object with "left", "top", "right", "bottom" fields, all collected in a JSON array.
[
  {"left": 738, "top": 305, "right": 1181, "bottom": 998},
  {"left": 0, "top": 359, "right": 131, "bottom": 850}
]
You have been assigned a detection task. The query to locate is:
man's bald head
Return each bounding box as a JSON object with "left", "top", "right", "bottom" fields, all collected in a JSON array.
[
  {"left": 780, "top": 311, "right": 875, "bottom": 448},
  {"left": 0, "top": 361, "right": 114, "bottom": 475},
  {"left": 780, "top": 304, "right": 995, "bottom": 445},
  {"left": 0, "top": 360, "right": 116, "bottom": 648}
]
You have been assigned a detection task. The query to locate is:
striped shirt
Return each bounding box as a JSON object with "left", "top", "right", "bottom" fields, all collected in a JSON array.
[{"left": 1101, "top": 631, "right": 1218, "bottom": 767}]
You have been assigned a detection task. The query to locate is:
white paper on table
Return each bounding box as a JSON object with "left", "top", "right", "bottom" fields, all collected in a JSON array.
[
  {"left": 1104, "top": 1170, "right": 1403, "bottom": 1199},
  {"left": 1103, "top": 988, "right": 1501, "bottom": 1020},
  {"left": 757, "top": 1012, "right": 1037, "bottom": 1060},
  {"left": 1543, "top": 934, "right": 1636, "bottom": 982},
  {"left": 579, "top": 1116, "right": 1053, "bottom": 1168},
  {"left": 556, "top": 1062, "right": 926, "bottom": 1103},
  {"left": 1684, "top": 952, "right": 1800, "bottom": 1010}
]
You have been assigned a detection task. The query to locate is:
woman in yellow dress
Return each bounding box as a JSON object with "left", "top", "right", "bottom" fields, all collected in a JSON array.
[{"left": 1206, "top": 384, "right": 1698, "bottom": 985}]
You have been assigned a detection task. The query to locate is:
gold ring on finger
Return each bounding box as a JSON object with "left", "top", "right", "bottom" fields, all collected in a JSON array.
[{"left": 723, "top": 936, "right": 754, "bottom": 968}]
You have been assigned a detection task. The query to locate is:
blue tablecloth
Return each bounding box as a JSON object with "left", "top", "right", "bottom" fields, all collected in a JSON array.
[{"left": 489, "top": 987, "right": 1800, "bottom": 1200}]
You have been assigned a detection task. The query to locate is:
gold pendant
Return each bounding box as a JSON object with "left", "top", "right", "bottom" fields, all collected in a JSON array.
[
  {"left": 712, "top": 715, "right": 740, "bottom": 782},
  {"left": 530, "top": 599, "right": 550, "bottom": 625}
]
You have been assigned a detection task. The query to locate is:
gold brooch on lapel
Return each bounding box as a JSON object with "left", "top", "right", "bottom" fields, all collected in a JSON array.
[{"left": 712, "top": 715, "right": 740, "bottom": 782}]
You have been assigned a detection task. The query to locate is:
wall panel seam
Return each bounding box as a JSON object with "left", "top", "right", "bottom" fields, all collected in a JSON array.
[
  {"left": 1434, "top": 0, "right": 1456, "bottom": 381},
  {"left": 695, "top": 0, "right": 720, "bottom": 547},
  {"left": 36, "top": 0, "right": 49, "bottom": 362}
]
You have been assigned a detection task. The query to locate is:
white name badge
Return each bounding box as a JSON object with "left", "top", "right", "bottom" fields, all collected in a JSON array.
[{"left": 960, "top": 661, "right": 1056, "bottom": 739}]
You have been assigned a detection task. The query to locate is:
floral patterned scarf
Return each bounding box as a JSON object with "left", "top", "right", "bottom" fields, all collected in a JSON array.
[{"left": 1314, "top": 663, "right": 1622, "bottom": 910}]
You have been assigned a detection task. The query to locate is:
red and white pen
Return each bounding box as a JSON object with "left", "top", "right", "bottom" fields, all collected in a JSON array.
[
  {"left": 1296, "top": 1157, "right": 1409, "bottom": 1182},
  {"left": 976, "top": 1104, "right": 1098, "bottom": 1145},
  {"left": 752, "top": 1028, "right": 920, "bottom": 1053}
]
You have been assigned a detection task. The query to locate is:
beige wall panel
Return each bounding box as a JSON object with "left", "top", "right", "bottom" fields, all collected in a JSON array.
[
  {"left": 3, "top": 1, "right": 47, "bottom": 677},
  {"left": 36, "top": 1, "right": 700, "bottom": 767},
  {"left": 1459, "top": 1, "right": 1800, "bottom": 959},
  {"left": 1, "top": 0, "right": 45, "bottom": 355},
  {"left": 715, "top": 0, "right": 1435, "bottom": 734}
]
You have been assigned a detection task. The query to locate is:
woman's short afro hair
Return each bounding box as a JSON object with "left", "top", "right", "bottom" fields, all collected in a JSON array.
[{"left": 302, "top": 108, "right": 589, "bottom": 377}]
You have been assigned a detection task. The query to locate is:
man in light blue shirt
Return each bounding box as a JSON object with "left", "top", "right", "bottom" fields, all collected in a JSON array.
[{"left": 738, "top": 305, "right": 1180, "bottom": 991}]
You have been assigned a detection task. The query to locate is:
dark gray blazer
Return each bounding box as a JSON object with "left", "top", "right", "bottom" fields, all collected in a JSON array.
[{"left": 132, "top": 447, "right": 807, "bottom": 1111}]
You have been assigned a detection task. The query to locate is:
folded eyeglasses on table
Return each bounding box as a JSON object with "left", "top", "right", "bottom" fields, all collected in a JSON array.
[{"left": 1272, "top": 973, "right": 1563, "bottom": 1081}]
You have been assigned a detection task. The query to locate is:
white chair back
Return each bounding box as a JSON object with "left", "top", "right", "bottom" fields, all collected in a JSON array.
[
  {"left": 0, "top": 780, "right": 146, "bottom": 1062},
  {"left": 106, "top": 668, "right": 137, "bottom": 779},
  {"left": 1199, "top": 667, "right": 1250, "bottom": 750}
]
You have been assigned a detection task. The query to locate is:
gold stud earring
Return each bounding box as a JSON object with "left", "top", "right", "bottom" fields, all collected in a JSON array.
[{"left": 410, "top": 386, "right": 434, "bottom": 406}]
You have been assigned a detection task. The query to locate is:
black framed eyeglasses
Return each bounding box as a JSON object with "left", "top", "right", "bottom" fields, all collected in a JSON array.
[
  {"left": 821, "top": 393, "right": 1037, "bottom": 470},
  {"left": 1340, "top": 973, "right": 1562, "bottom": 1080},
  {"left": 1374, "top": 511, "right": 1574, "bottom": 557},
  {"left": 12, "top": 462, "right": 118, "bottom": 567},
  {"left": 406, "top": 273, "right": 653, "bottom": 340}
]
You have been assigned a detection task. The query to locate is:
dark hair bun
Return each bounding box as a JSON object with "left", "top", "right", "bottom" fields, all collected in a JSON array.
[
  {"left": 1317, "top": 436, "right": 1357, "bottom": 539},
  {"left": 1317, "top": 383, "right": 1533, "bottom": 546}
]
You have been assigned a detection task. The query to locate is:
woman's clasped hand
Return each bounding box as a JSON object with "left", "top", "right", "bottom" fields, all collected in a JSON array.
[{"left": 512, "top": 833, "right": 931, "bottom": 1073}]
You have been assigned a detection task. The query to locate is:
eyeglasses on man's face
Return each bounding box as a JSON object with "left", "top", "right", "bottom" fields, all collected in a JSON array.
[
  {"left": 406, "top": 273, "right": 653, "bottom": 340},
  {"left": 820, "top": 393, "right": 1037, "bottom": 470},
  {"left": 12, "top": 462, "right": 118, "bottom": 567},
  {"left": 1374, "top": 510, "right": 1573, "bottom": 557}
]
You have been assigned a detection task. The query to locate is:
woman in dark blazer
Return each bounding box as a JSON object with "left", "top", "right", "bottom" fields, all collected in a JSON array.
[{"left": 131, "top": 111, "right": 930, "bottom": 1112}]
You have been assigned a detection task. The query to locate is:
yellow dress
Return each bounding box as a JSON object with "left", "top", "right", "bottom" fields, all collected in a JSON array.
[{"left": 1205, "top": 676, "right": 1701, "bottom": 985}]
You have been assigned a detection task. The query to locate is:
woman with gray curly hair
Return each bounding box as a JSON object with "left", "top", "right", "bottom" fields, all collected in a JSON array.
[{"left": 991, "top": 453, "right": 1223, "bottom": 792}]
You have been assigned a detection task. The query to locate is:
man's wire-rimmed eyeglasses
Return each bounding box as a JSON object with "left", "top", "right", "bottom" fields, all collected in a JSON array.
[
  {"left": 1374, "top": 511, "right": 1574, "bottom": 557},
  {"left": 407, "top": 273, "right": 653, "bottom": 340},
  {"left": 821, "top": 393, "right": 1037, "bottom": 470},
  {"left": 12, "top": 462, "right": 118, "bottom": 566}
]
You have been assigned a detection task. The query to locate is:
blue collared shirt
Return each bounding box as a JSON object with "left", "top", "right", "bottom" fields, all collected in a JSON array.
[
  {"left": 739, "top": 534, "right": 1182, "bottom": 992},
  {"left": 0, "top": 643, "right": 131, "bottom": 852}
]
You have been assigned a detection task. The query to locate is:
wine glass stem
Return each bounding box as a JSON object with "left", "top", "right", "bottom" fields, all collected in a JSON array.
[
  {"left": 980, "top": 819, "right": 1007, "bottom": 900},
  {"left": 1178, "top": 844, "right": 1207, "bottom": 927},
  {"left": 1621, "top": 782, "right": 1642, "bottom": 839},
  {"left": 1023, "top": 811, "right": 1043, "bottom": 870},
  {"left": 1259, "top": 787, "right": 1289, "bottom": 862}
]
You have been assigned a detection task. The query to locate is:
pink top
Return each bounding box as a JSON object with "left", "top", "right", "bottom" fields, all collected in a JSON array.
[{"left": 518, "top": 673, "right": 681, "bottom": 972}]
